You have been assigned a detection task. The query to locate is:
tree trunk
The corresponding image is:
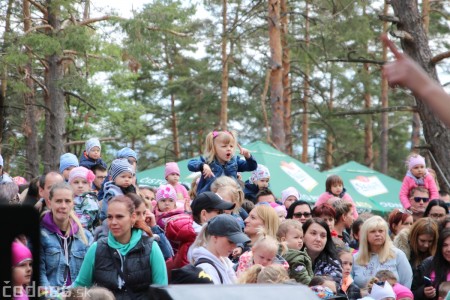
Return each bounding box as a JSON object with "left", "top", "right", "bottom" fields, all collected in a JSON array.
[
  {"left": 380, "top": 1, "right": 389, "bottom": 174},
  {"left": 0, "top": 0, "right": 14, "bottom": 151},
  {"left": 43, "top": 0, "right": 66, "bottom": 172},
  {"left": 325, "top": 73, "right": 334, "bottom": 169},
  {"left": 23, "top": 0, "right": 39, "bottom": 179},
  {"left": 363, "top": 63, "right": 374, "bottom": 168},
  {"left": 219, "top": 0, "right": 228, "bottom": 131},
  {"left": 170, "top": 86, "right": 180, "bottom": 159},
  {"left": 83, "top": 0, "right": 90, "bottom": 20},
  {"left": 281, "top": 0, "right": 292, "bottom": 155},
  {"left": 261, "top": 70, "right": 271, "bottom": 143},
  {"left": 390, "top": 0, "right": 450, "bottom": 189},
  {"left": 268, "top": 0, "right": 285, "bottom": 152},
  {"left": 301, "top": 0, "right": 310, "bottom": 163}
]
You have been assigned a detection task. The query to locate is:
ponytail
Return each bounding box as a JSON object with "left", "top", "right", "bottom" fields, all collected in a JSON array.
[{"left": 134, "top": 220, "right": 153, "bottom": 237}]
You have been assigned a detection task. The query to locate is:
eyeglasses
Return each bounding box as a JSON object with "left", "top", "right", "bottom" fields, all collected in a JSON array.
[
  {"left": 96, "top": 176, "right": 107, "bottom": 180},
  {"left": 429, "top": 213, "right": 446, "bottom": 219},
  {"left": 413, "top": 197, "right": 430, "bottom": 203},
  {"left": 398, "top": 208, "right": 412, "bottom": 215},
  {"left": 293, "top": 212, "right": 312, "bottom": 218}
]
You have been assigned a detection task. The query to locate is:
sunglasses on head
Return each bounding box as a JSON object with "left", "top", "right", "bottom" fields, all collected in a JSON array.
[
  {"left": 293, "top": 212, "right": 312, "bottom": 218},
  {"left": 398, "top": 208, "right": 412, "bottom": 215},
  {"left": 413, "top": 197, "right": 430, "bottom": 203}
]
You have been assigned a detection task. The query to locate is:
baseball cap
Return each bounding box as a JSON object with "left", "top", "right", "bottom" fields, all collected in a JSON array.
[
  {"left": 191, "top": 192, "right": 235, "bottom": 216},
  {"left": 207, "top": 214, "right": 250, "bottom": 244}
]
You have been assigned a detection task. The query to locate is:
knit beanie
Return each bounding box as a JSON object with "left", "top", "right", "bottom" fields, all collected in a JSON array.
[
  {"left": 165, "top": 162, "right": 180, "bottom": 178},
  {"left": 250, "top": 164, "right": 270, "bottom": 183},
  {"left": 116, "top": 147, "right": 137, "bottom": 161},
  {"left": 68, "top": 166, "right": 96, "bottom": 184},
  {"left": 281, "top": 187, "right": 300, "bottom": 204},
  {"left": 85, "top": 138, "right": 101, "bottom": 154},
  {"left": 408, "top": 154, "right": 426, "bottom": 170},
  {"left": 110, "top": 159, "right": 135, "bottom": 181},
  {"left": 392, "top": 283, "right": 413, "bottom": 300},
  {"left": 155, "top": 184, "right": 177, "bottom": 202},
  {"left": 12, "top": 241, "right": 32, "bottom": 267},
  {"left": 59, "top": 153, "right": 79, "bottom": 173},
  {"left": 0, "top": 154, "right": 3, "bottom": 167}
]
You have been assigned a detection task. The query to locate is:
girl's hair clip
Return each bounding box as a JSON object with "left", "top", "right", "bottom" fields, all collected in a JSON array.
[{"left": 212, "top": 130, "right": 232, "bottom": 139}]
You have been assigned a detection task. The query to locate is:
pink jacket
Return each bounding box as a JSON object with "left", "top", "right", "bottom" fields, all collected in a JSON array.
[
  {"left": 315, "top": 192, "right": 358, "bottom": 219},
  {"left": 172, "top": 183, "right": 190, "bottom": 208},
  {"left": 399, "top": 173, "right": 439, "bottom": 209}
]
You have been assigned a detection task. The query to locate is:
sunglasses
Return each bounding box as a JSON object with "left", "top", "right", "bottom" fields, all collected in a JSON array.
[
  {"left": 293, "top": 212, "right": 312, "bottom": 218},
  {"left": 413, "top": 197, "right": 430, "bottom": 203},
  {"left": 375, "top": 281, "right": 385, "bottom": 286}
]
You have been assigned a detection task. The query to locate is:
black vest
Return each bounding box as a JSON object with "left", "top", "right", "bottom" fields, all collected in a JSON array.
[{"left": 93, "top": 235, "right": 153, "bottom": 300}]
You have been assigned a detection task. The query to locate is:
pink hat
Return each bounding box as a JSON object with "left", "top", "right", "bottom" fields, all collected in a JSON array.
[
  {"left": 408, "top": 154, "right": 426, "bottom": 170},
  {"left": 68, "top": 166, "right": 96, "bottom": 184},
  {"left": 392, "top": 283, "right": 414, "bottom": 300},
  {"left": 155, "top": 184, "right": 177, "bottom": 202},
  {"left": 165, "top": 162, "right": 180, "bottom": 179},
  {"left": 281, "top": 187, "right": 300, "bottom": 204},
  {"left": 12, "top": 241, "right": 32, "bottom": 266}
]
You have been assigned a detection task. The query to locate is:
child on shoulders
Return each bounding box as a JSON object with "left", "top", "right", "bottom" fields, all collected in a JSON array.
[
  {"left": 79, "top": 137, "right": 107, "bottom": 171},
  {"left": 165, "top": 162, "right": 189, "bottom": 209},
  {"left": 244, "top": 164, "right": 271, "bottom": 203},
  {"left": 188, "top": 130, "right": 257, "bottom": 194},
  {"left": 316, "top": 175, "right": 358, "bottom": 219}
]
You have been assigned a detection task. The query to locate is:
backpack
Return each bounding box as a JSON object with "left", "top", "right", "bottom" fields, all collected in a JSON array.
[{"left": 170, "top": 258, "right": 224, "bottom": 284}]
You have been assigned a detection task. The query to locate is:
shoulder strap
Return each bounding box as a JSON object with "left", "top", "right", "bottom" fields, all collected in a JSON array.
[{"left": 194, "top": 258, "right": 224, "bottom": 284}]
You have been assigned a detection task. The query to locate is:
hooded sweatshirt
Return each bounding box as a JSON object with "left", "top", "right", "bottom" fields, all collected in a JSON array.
[{"left": 191, "top": 246, "right": 237, "bottom": 284}]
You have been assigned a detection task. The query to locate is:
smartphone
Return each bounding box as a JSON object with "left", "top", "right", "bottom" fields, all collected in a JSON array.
[{"left": 423, "top": 276, "right": 433, "bottom": 287}]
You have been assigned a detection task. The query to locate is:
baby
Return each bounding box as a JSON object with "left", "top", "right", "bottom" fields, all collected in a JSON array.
[
  {"left": 59, "top": 153, "right": 79, "bottom": 181},
  {"left": 154, "top": 184, "right": 185, "bottom": 228},
  {"left": 165, "top": 162, "right": 189, "bottom": 209},
  {"left": 244, "top": 164, "right": 271, "bottom": 203},
  {"left": 79, "top": 138, "right": 107, "bottom": 171}
]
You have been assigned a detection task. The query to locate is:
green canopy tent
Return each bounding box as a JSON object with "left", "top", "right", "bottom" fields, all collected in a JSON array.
[
  {"left": 137, "top": 141, "right": 326, "bottom": 204},
  {"left": 323, "top": 161, "right": 403, "bottom": 215}
]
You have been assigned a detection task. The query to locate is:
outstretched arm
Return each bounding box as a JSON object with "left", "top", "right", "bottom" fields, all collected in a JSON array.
[{"left": 381, "top": 34, "right": 450, "bottom": 126}]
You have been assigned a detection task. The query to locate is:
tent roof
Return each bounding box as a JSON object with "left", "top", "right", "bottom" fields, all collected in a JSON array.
[{"left": 324, "top": 161, "right": 402, "bottom": 215}]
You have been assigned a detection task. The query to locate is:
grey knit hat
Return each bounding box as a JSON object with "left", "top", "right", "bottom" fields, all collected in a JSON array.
[{"left": 110, "top": 159, "right": 135, "bottom": 181}]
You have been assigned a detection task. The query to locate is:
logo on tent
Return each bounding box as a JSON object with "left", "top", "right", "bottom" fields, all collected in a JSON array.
[
  {"left": 280, "top": 161, "right": 318, "bottom": 192},
  {"left": 350, "top": 176, "right": 388, "bottom": 197}
]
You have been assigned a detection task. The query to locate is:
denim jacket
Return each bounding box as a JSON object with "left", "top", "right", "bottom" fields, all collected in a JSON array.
[
  {"left": 188, "top": 155, "right": 257, "bottom": 194},
  {"left": 40, "top": 226, "right": 93, "bottom": 288}
]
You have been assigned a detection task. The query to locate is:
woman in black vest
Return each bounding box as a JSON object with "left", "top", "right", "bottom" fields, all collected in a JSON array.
[{"left": 74, "top": 195, "right": 167, "bottom": 299}]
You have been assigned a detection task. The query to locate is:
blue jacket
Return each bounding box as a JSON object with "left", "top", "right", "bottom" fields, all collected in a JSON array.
[
  {"left": 188, "top": 155, "right": 257, "bottom": 194},
  {"left": 244, "top": 180, "right": 259, "bottom": 203},
  {"left": 79, "top": 151, "right": 107, "bottom": 170},
  {"left": 40, "top": 213, "right": 93, "bottom": 288}
]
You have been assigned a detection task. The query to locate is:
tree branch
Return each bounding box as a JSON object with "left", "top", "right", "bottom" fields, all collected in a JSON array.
[
  {"left": 431, "top": 50, "right": 450, "bottom": 65},
  {"left": 26, "top": 0, "right": 47, "bottom": 15},
  {"left": 78, "top": 16, "right": 111, "bottom": 26},
  {"left": 332, "top": 106, "right": 418, "bottom": 116},
  {"left": 378, "top": 14, "right": 400, "bottom": 23},
  {"left": 325, "top": 51, "right": 385, "bottom": 65},
  {"left": 146, "top": 26, "right": 191, "bottom": 37},
  {"left": 29, "top": 74, "right": 48, "bottom": 95},
  {"left": 389, "top": 30, "right": 414, "bottom": 42},
  {"left": 65, "top": 137, "right": 118, "bottom": 146},
  {"left": 64, "top": 91, "right": 96, "bottom": 110},
  {"left": 25, "top": 24, "right": 53, "bottom": 34}
]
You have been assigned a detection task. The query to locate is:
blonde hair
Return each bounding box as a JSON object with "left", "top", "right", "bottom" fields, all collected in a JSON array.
[
  {"left": 356, "top": 216, "right": 395, "bottom": 266},
  {"left": 276, "top": 219, "right": 303, "bottom": 254},
  {"left": 203, "top": 131, "right": 237, "bottom": 163},
  {"left": 211, "top": 175, "right": 244, "bottom": 212},
  {"left": 48, "top": 182, "right": 89, "bottom": 245},
  {"left": 251, "top": 205, "right": 280, "bottom": 239},
  {"left": 189, "top": 174, "right": 201, "bottom": 200},
  {"left": 252, "top": 228, "right": 280, "bottom": 255},
  {"left": 238, "top": 264, "right": 290, "bottom": 284}
]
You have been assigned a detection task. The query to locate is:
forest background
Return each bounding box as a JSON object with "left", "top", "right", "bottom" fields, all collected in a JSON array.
[{"left": 0, "top": 0, "right": 449, "bottom": 188}]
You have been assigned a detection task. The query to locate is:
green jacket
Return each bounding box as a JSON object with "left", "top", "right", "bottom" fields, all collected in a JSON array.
[{"left": 282, "top": 249, "right": 314, "bottom": 285}]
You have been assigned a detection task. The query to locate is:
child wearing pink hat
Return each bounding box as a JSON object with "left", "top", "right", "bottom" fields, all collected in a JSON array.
[
  {"left": 68, "top": 166, "right": 99, "bottom": 232},
  {"left": 11, "top": 241, "right": 33, "bottom": 300},
  {"left": 165, "top": 162, "right": 189, "bottom": 209},
  {"left": 399, "top": 153, "right": 439, "bottom": 210},
  {"left": 154, "top": 184, "right": 186, "bottom": 228},
  {"left": 281, "top": 187, "right": 300, "bottom": 210}
]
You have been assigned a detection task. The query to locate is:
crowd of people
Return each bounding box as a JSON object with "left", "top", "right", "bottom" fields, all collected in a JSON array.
[{"left": 2, "top": 36, "right": 450, "bottom": 300}]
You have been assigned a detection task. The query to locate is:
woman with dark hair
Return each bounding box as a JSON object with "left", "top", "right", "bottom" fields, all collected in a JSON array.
[
  {"left": 412, "top": 228, "right": 450, "bottom": 299},
  {"left": 388, "top": 208, "right": 414, "bottom": 239},
  {"left": 302, "top": 218, "right": 342, "bottom": 284},
  {"left": 424, "top": 199, "right": 449, "bottom": 224},
  {"left": 287, "top": 200, "right": 312, "bottom": 224}
]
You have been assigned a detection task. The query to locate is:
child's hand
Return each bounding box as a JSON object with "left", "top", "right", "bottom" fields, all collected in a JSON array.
[
  {"left": 232, "top": 247, "right": 243, "bottom": 259},
  {"left": 184, "top": 198, "right": 192, "bottom": 213},
  {"left": 145, "top": 209, "right": 156, "bottom": 227},
  {"left": 202, "top": 164, "right": 215, "bottom": 178},
  {"left": 238, "top": 144, "right": 251, "bottom": 159}
]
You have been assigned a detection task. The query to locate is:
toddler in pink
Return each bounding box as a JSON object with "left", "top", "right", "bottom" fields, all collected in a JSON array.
[
  {"left": 315, "top": 174, "right": 358, "bottom": 219},
  {"left": 165, "top": 162, "right": 189, "bottom": 209},
  {"left": 399, "top": 153, "right": 438, "bottom": 210}
]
